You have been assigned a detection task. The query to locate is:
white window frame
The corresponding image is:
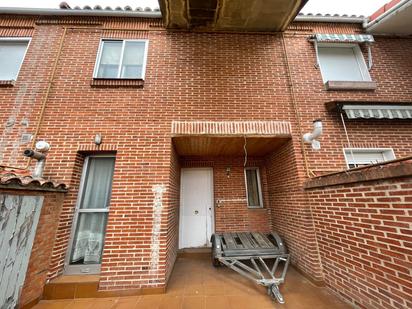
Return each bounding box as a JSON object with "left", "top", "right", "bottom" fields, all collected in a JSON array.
[
  {"left": 0, "top": 37, "right": 31, "bottom": 81},
  {"left": 317, "top": 43, "right": 371, "bottom": 83},
  {"left": 343, "top": 148, "right": 396, "bottom": 169},
  {"left": 93, "top": 39, "right": 149, "bottom": 80},
  {"left": 244, "top": 167, "right": 264, "bottom": 208}
]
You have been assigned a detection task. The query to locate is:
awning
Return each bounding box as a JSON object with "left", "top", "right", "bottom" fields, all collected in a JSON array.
[
  {"left": 309, "top": 34, "right": 375, "bottom": 70},
  {"left": 342, "top": 105, "right": 412, "bottom": 119},
  {"left": 310, "top": 33, "right": 375, "bottom": 43}
]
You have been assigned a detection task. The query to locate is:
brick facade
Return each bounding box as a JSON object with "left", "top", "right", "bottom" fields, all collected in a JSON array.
[
  {"left": 305, "top": 162, "right": 412, "bottom": 309},
  {"left": 0, "top": 12, "right": 411, "bottom": 308}
]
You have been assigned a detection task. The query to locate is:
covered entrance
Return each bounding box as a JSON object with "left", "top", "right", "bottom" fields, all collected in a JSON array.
[{"left": 171, "top": 120, "right": 293, "bottom": 252}]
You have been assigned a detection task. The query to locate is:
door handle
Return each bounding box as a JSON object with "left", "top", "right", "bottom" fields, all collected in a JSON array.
[{"left": 194, "top": 210, "right": 199, "bottom": 214}]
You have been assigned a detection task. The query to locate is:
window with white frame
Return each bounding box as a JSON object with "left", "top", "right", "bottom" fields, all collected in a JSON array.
[
  {"left": 244, "top": 167, "right": 263, "bottom": 208},
  {"left": 318, "top": 44, "right": 371, "bottom": 83},
  {"left": 94, "top": 39, "right": 148, "bottom": 79},
  {"left": 0, "top": 38, "right": 30, "bottom": 80},
  {"left": 344, "top": 148, "right": 395, "bottom": 169}
]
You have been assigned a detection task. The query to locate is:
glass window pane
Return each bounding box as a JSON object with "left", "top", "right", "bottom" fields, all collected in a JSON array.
[
  {"left": 97, "top": 41, "right": 122, "bottom": 78},
  {"left": 318, "top": 46, "right": 364, "bottom": 82},
  {"left": 0, "top": 41, "right": 29, "bottom": 80},
  {"left": 80, "top": 157, "right": 115, "bottom": 209},
  {"left": 120, "top": 41, "right": 146, "bottom": 78},
  {"left": 246, "top": 169, "right": 261, "bottom": 207},
  {"left": 70, "top": 212, "right": 108, "bottom": 265}
]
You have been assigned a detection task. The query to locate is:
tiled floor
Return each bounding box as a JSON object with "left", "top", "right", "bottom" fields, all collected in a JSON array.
[{"left": 33, "top": 256, "right": 351, "bottom": 309}]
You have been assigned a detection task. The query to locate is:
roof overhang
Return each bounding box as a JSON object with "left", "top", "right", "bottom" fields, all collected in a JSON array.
[
  {"left": 171, "top": 120, "right": 291, "bottom": 156},
  {"left": 326, "top": 101, "right": 412, "bottom": 120},
  {"left": 0, "top": 6, "right": 162, "bottom": 18},
  {"left": 159, "top": 0, "right": 308, "bottom": 31},
  {"left": 366, "top": 0, "right": 412, "bottom": 35}
]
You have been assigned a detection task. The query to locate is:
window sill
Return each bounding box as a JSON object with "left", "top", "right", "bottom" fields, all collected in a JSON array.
[
  {"left": 325, "top": 81, "right": 376, "bottom": 91},
  {"left": 90, "top": 78, "right": 144, "bottom": 88},
  {"left": 0, "top": 80, "right": 16, "bottom": 87}
]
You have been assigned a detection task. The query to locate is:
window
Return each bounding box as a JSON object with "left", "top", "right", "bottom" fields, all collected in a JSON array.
[
  {"left": 244, "top": 167, "right": 263, "bottom": 208},
  {"left": 0, "top": 38, "right": 30, "bottom": 81},
  {"left": 94, "top": 39, "right": 148, "bottom": 79},
  {"left": 344, "top": 148, "right": 395, "bottom": 169},
  {"left": 65, "top": 156, "right": 115, "bottom": 274},
  {"left": 318, "top": 44, "right": 371, "bottom": 83}
]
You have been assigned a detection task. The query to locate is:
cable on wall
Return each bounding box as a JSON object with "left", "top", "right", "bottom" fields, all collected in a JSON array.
[{"left": 243, "top": 135, "right": 248, "bottom": 167}]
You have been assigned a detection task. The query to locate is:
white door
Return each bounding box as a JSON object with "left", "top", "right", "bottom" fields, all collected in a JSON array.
[{"left": 179, "top": 168, "right": 214, "bottom": 249}]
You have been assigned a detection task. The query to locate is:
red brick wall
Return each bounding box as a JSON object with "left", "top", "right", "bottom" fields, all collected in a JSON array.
[
  {"left": 306, "top": 169, "right": 412, "bottom": 309},
  {"left": 165, "top": 145, "right": 181, "bottom": 283},
  {"left": 265, "top": 140, "right": 324, "bottom": 282},
  {"left": 0, "top": 189, "right": 65, "bottom": 308},
  {"left": 0, "top": 14, "right": 411, "bottom": 295}
]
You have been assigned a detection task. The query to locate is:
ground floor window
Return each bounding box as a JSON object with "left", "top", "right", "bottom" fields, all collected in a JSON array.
[
  {"left": 244, "top": 167, "right": 263, "bottom": 208},
  {"left": 343, "top": 148, "right": 395, "bottom": 168},
  {"left": 65, "top": 155, "right": 115, "bottom": 274}
]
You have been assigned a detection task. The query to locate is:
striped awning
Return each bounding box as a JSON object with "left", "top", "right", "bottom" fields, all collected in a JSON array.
[
  {"left": 311, "top": 34, "right": 375, "bottom": 43},
  {"left": 342, "top": 105, "right": 412, "bottom": 119}
]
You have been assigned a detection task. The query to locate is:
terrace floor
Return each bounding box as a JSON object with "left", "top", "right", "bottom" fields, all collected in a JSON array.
[{"left": 33, "top": 256, "right": 351, "bottom": 309}]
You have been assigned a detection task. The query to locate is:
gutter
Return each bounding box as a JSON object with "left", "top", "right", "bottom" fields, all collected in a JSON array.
[
  {"left": 365, "top": 0, "right": 412, "bottom": 31},
  {"left": 294, "top": 15, "right": 364, "bottom": 24},
  {"left": 0, "top": 6, "right": 162, "bottom": 18}
]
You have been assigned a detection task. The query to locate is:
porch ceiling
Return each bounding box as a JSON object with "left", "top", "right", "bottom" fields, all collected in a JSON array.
[
  {"left": 158, "top": 0, "right": 308, "bottom": 31},
  {"left": 173, "top": 136, "right": 288, "bottom": 156}
]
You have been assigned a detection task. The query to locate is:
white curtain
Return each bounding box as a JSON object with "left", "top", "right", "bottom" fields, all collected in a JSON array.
[
  {"left": 71, "top": 213, "right": 107, "bottom": 263},
  {"left": 246, "top": 169, "right": 260, "bottom": 207},
  {"left": 120, "top": 41, "right": 145, "bottom": 78},
  {"left": 70, "top": 157, "right": 115, "bottom": 264},
  {"left": 97, "top": 41, "right": 122, "bottom": 78}
]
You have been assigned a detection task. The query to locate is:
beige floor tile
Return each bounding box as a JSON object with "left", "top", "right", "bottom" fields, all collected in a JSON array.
[
  {"left": 204, "top": 285, "right": 226, "bottom": 296},
  {"left": 184, "top": 284, "right": 204, "bottom": 296},
  {"left": 158, "top": 295, "right": 183, "bottom": 309},
  {"left": 89, "top": 299, "right": 117, "bottom": 309},
  {"left": 112, "top": 297, "right": 141, "bottom": 308},
  {"left": 182, "top": 296, "right": 205, "bottom": 309},
  {"left": 34, "top": 300, "right": 73, "bottom": 308},
  {"left": 135, "top": 295, "right": 165, "bottom": 309},
  {"left": 64, "top": 300, "right": 95, "bottom": 309},
  {"left": 205, "top": 296, "right": 231, "bottom": 309}
]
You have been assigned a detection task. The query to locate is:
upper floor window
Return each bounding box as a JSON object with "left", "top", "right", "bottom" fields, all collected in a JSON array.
[
  {"left": 318, "top": 44, "right": 371, "bottom": 83},
  {"left": 244, "top": 167, "right": 264, "bottom": 208},
  {"left": 0, "top": 38, "right": 30, "bottom": 81},
  {"left": 344, "top": 148, "right": 395, "bottom": 169},
  {"left": 94, "top": 39, "right": 148, "bottom": 79}
]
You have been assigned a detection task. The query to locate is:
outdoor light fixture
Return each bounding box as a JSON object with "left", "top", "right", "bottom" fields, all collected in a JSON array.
[
  {"left": 303, "top": 119, "right": 323, "bottom": 150},
  {"left": 94, "top": 133, "right": 102, "bottom": 145}
]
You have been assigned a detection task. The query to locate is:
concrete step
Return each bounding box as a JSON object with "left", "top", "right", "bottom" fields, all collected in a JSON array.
[{"left": 177, "top": 247, "right": 211, "bottom": 258}]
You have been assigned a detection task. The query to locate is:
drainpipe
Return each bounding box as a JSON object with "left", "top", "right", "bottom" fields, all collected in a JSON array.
[{"left": 280, "top": 33, "right": 311, "bottom": 177}]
